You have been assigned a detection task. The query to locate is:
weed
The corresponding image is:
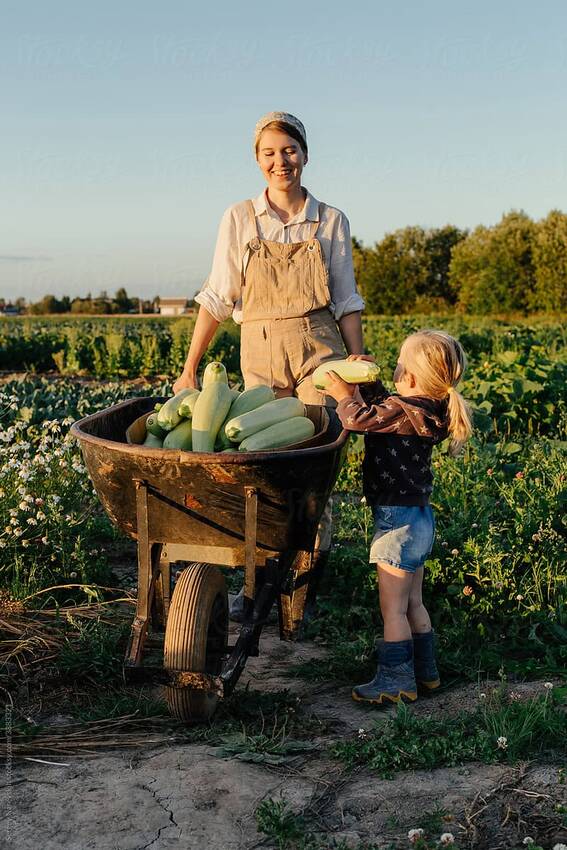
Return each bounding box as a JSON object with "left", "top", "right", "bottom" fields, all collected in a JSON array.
[
  {"left": 255, "top": 797, "right": 382, "bottom": 849},
  {"left": 69, "top": 688, "right": 170, "bottom": 722},
  {"left": 331, "top": 687, "right": 566, "bottom": 779},
  {"left": 54, "top": 617, "right": 130, "bottom": 682}
]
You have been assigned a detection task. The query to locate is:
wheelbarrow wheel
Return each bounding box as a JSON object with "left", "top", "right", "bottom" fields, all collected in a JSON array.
[{"left": 163, "top": 562, "right": 228, "bottom": 723}]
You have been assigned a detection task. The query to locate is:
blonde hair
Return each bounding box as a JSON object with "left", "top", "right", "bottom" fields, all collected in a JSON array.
[{"left": 399, "top": 329, "right": 473, "bottom": 455}]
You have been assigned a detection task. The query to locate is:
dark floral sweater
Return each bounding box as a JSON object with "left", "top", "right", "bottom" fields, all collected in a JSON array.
[{"left": 335, "top": 381, "right": 449, "bottom": 506}]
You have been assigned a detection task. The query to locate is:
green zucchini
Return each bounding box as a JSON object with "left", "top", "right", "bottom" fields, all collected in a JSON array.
[
  {"left": 163, "top": 419, "right": 193, "bottom": 451},
  {"left": 202, "top": 361, "right": 228, "bottom": 387},
  {"left": 157, "top": 388, "right": 198, "bottom": 431},
  {"left": 238, "top": 417, "right": 315, "bottom": 451},
  {"left": 177, "top": 389, "right": 200, "bottom": 420},
  {"left": 225, "top": 396, "right": 305, "bottom": 443},
  {"left": 146, "top": 413, "right": 166, "bottom": 438},
  {"left": 191, "top": 383, "right": 234, "bottom": 452},
  {"left": 143, "top": 433, "right": 163, "bottom": 448}
]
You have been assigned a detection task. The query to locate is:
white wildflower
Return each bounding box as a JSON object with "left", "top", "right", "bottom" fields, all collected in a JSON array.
[
  {"left": 26, "top": 518, "right": 37, "bottom": 525},
  {"left": 497, "top": 736, "right": 508, "bottom": 750},
  {"left": 552, "top": 844, "right": 567, "bottom": 850},
  {"left": 544, "top": 682, "right": 553, "bottom": 690},
  {"left": 523, "top": 839, "right": 535, "bottom": 846},
  {"left": 439, "top": 834, "right": 455, "bottom": 846},
  {"left": 21, "top": 539, "right": 30, "bottom": 548},
  {"left": 41, "top": 536, "right": 48, "bottom": 545},
  {"left": 407, "top": 829, "right": 424, "bottom": 843}
]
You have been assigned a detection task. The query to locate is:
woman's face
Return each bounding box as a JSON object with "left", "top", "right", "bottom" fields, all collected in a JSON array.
[{"left": 256, "top": 128, "right": 307, "bottom": 193}]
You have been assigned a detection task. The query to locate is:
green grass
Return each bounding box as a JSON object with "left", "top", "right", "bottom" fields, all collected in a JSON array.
[{"left": 330, "top": 686, "right": 566, "bottom": 779}]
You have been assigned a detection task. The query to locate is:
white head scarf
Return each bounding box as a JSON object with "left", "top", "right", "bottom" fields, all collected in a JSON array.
[{"left": 254, "top": 112, "right": 307, "bottom": 152}]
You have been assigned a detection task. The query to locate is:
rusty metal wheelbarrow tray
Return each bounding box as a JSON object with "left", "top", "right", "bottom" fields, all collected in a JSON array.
[{"left": 71, "top": 397, "right": 349, "bottom": 720}]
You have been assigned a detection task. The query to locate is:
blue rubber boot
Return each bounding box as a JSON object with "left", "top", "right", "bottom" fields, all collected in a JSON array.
[
  {"left": 412, "top": 630, "right": 440, "bottom": 692},
  {"left": 352, "top": 639, "right": 417, "bottom": 705}
]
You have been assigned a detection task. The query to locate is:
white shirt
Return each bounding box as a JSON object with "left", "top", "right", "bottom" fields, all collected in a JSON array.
[{"left": 195, "top": 188, "right": 365, "bottom": 324}]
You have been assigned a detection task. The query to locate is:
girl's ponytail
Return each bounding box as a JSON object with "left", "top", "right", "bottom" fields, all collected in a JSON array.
[
  {"left": 446, "top": 388, "right": 473, "bottom": 456},
  {"left": 400, "top": 329, "right": 473, "bottom": 455}
]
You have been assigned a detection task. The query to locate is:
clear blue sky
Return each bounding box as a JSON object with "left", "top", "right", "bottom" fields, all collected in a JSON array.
[{"left": 2, "top": 0, "right": 566, "bottom": 302}]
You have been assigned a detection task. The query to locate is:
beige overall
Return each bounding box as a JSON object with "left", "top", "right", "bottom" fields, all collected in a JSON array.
[{"left": 240, "top": 200, "right": 345, "bottom": 550}]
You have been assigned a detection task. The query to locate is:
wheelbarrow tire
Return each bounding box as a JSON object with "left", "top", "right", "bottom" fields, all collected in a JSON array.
[{"left": 163, "top": 562, "right": 228, "bottom": 723}]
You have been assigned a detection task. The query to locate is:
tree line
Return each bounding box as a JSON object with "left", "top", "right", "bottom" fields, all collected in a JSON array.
[
  {"left": 3, "top": 209, "right": 565, "bottom": 316},
  {"left": 353, "top": 209, "right": 566, "bottom": 314},
  {"left": 2, "top": 289, "right": 157, "bottom": 315}
]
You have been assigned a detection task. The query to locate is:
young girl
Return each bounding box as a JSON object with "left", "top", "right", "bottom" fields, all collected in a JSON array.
[{"left": 324, "top": 330, "right": 473, "bottom": 705}]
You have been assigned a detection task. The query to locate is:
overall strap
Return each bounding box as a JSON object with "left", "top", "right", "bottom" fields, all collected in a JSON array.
[
  {"left": 309, "top": 203, "right": 324, "bottom": 239},
  {"left": 246, "top": 200, "right": 259, "bottom": 237},
  {"left": 241, "top": 200, "right": 260, "bottom": 288}
]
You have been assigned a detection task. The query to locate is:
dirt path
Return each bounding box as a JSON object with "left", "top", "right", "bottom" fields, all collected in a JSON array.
[{"left": 3, "top": 616, "right": 565, "bottom": 850}]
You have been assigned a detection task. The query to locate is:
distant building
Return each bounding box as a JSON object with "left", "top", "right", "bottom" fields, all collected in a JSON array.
[
  {"left": 157, "top": 297, "right": 192, "bottom": 316},
  {"left": 1, "top": 305, "right": 20, "bottom": 316}
]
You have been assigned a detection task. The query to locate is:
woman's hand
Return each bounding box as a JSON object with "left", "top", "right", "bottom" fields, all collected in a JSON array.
[
  {"left": 324, "top": 371, "right": 356, "bottom": 403},
  {"left": 173, "top": 367, "right": 199, "bottom": 394}
]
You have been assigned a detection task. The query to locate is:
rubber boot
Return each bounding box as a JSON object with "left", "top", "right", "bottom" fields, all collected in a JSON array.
[
  {"left": 352, "top": 639, "right": 417, "bottom": 705},
  {"left": 412, "top": 630, "right": 440, "bottom": 691}
]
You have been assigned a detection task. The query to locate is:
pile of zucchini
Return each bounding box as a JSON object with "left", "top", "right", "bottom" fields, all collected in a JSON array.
[{"left": 143, "top": 362, "right": 315, "bottom": 453}]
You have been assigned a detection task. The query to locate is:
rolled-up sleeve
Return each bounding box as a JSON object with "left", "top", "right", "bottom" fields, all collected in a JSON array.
[
  {"left": 194, "top": 207, "right": 242, "bottom": 323},
  {"left": 328, "top": 211, "right": 365, "bottom": 320}
]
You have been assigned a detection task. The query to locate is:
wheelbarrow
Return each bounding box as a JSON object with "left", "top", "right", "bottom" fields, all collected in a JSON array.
[{"left": 71, "top": 398, "right": 348, "bottom": 723}]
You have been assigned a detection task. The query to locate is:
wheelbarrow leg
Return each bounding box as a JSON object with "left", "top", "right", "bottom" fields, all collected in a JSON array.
[
  {"left": 278, "top": 550, "right": 312, "bottom": 641},
  {"left": 220, "top": 552, "right": 296, "bottom": 696},
  {"left": 125, "top": 480, "right": 163, "bottom": 667},
  {"left": 151, "top": 558, "right": 171, "bottom": 631}
]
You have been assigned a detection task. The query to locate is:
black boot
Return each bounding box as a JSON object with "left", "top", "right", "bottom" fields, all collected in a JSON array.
[
  {"left": 412, "top": 630, "right": 440, "bottom": 691},
  {"left": 352, "top": 639, "right": 417, "bottom": 705}
]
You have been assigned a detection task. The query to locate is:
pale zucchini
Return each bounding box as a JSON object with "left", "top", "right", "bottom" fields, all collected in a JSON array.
[
  {"left": 177, "top": 389, "right": 200, "bottom": 420},
  {"left": 312, "top": 359, "right": 380, "bottom": 390},
  {"left": 202, "top": 361, "right": 228, "bottom": 387},
  {"left": 191, "top": 383, "right": 233, "bottom": 452},
  {"left": 225, "top": 397, "right": 305, "bottom": 443},
  {"left": 157, "top": 388, "right": 197, "bottom": 431},
  {"left": 216, "top": 385, "right": 275, "bottom": 450},
  {"left": 238, "top": 417, "right": 315, "bottom": 452},
  {"left": 225, "top": 385, "right": 275, "bottom": 422},
  {"left": 163, "top": 419, "right": 193, "bottom": 451}
]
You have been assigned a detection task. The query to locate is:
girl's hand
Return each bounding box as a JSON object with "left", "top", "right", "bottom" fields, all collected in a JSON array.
[
  {"left": 325, "top": 371, "right": 356, "bottom": 403},
  {"left": 346, "top": 353, "right": 376, "bottom": 363}
]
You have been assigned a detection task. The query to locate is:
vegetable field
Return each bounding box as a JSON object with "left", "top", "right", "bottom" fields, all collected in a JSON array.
[{"left": 1, "top": 314, "right": 566, "bottom": 850}]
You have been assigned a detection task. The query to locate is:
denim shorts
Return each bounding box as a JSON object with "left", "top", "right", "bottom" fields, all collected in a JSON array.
[{"left": 369, "top": 504, "right": 435, "bottom": 573}]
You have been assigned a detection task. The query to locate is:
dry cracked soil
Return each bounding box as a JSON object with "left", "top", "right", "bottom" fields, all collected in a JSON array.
[{"left": 2, "top": 602, "right": 565, "bottom": 850}]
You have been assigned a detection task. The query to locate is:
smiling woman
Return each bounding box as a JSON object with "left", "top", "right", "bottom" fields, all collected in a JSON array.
[
  {"left": 173, "top": 111, "right": 365, "bottom": 399},
  {"left": 173, "top": 110, "right": 366, "bottom": 618}
]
